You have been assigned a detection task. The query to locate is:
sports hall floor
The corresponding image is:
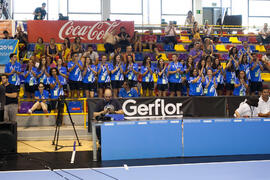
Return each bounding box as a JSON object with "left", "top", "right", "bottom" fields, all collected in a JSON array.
[{"left": 1, "top": 140, "right": 270, "bottom": 179}]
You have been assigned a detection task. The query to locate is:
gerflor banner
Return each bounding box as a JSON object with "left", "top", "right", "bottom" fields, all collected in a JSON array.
[
  {"left": 0, "top": 39, "right": 19, "bottom": 65},
  {"left": 27, "top": 20, "right": 134, "bottom": 43}
]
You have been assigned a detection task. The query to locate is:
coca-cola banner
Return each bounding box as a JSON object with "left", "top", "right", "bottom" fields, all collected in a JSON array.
[{"left": 27, "top": 20, "right": 134, "bottom": 43}]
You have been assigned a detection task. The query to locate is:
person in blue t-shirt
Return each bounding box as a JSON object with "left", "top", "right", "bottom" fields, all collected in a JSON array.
[
  {"left": 156, "top": 58, "right": 168, "bottom": 97},
  {"left": 82, "top": 57, "right": 97, "bottom": 98},
  {"left": 56, "top": 58, "right": 68, "bottom": 96},
  {"left": 111, "top": 54, "right": 125, "bottom": 97},
  {"left": 250, "top": 53, "right": 264, "bottom": 95},
  {"left": 239, "top": 53, "right": 251, "bottom": 81},
  {"left": 233, "top": 70, "right": 249, "bottom": 96},
  {"left": 225, "top": 57, "right": 238, "bottom": 96},
  {"left": 49, "top": 68, "right": 66, "bottom": 110},
  {"left": 28, "top": 83, "right": 49, "bottom": 114},
  {"left": 203, "top": 69, "right": 217, "bottom": 96},
  {"left": 5, "top": 53, "right": 21, "bottom": 92},
  {"left": 124, "top": 55, "right": 139, "bottom": 91},
  {"left": 168, "top": 54, "right": 183, "bottom": 97},
  {"left": 24, "top": 59, "right": 38, "bottom": 98},
  {"left": 141, "top": 56, "right": 155, "bottom": 97},
  {"left": 68, "top": 53, "right": 83, "bottom": 98},
  {"left": 97, "top": 55, "right": 111, "bottom": 98},
  {"left": 212, "top": 58, "right": 224, "bottom": 96},
  {"left": 36, "top": 56, "right": 50, "bottom": 90},
  {"left": 185, "top": 56, "right": 195, "bottom": 96},
  {"left": 119, "top": 80, "right": 139, "bottom": 98},
  {"left": 189, "top": 68, "right": 205, "bottom": 96}
]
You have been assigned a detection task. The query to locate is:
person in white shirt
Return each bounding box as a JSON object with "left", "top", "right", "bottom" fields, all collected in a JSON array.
[
  {"left": 184, "top": 11, "right": 195, "bottom": 26},
  {"left": 164, "top": 21, "right": 177, "bottom": 45},
  {"left": 258, "top": 88, "right": 270, "bottom": 117},
  {"left": 258, "top": 23, "right": 270, "bottom": 45},
  {"left": 234, "top": 96, "right": 259, "bottom": 118}
]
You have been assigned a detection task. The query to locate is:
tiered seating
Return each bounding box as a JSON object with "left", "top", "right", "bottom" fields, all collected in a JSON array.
[
  {"left": 215, "top": 45, "right": 228, "bottom": 52},
  {"left": 256, "top": 45, "right": 266, "bottom": 52},
  {"left": 220, "top": 37, "right": 230, "bottom": 43},
  {"left": 97, "top": 44, "right": 105, "bottom": 52},
  {"left": 180, "top": 36, "right": 192, "bottom": 43},
  {"left": 174, "top": 44, "right": 186, "bottom": 52},
  {"left": 229, "top": 37, "right": 241, "bottom": 44}
]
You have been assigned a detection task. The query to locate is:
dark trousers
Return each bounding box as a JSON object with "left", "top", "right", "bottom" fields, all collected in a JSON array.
[
  {"left": 0, "top": 110, "right": 4, "bottom": 122},
  {"left": 257, "top": 35, "right": 270, "bottom": 44}
]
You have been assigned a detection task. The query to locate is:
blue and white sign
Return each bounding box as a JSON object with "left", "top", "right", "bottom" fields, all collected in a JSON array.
[{"left": 0, "top": 39, "right": 18, "bottom": 65}]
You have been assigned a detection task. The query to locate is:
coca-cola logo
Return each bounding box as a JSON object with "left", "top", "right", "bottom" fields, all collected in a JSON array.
[{"left": 58, "top": 21, "right": 121, "bottom": 41}]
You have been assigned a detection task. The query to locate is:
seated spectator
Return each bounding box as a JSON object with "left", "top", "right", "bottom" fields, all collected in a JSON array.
[
  {"left": 117, "top": 26, "right": 131, "bottom": 52},
  {"left": 257, "top": 23, "right": 270, "bottom": 45},
  {"left": 131, "top": 31, "right": 142, "bottom": 53},
  {"left": 238, "top": 41, "right": 251, "bottom": 59},
  {"left": 234, "top": 96, "right": 259, "bottom": 118},
  {"left": 68, "top": 53, "right": 83, "bottom": 98},
  {"left": 164, "top": 21, "right": 177, "bottom": 46},
  {"left": 97, "top": 55, "right": 111, "bottom": 98},
  {"left": 28, "top": 83, "right": 49, "bottom": 114},
  {"left": 24, "top": 59, "right": 38, "bottom": 98},
  {"left": 188, "top": 68, "right": 204, "bottom": 96},
  {"left": 111, "top": 54, "right": 125, "bottom": 98},
  {"left": 250, "top": 53, "right": 264, "bottom": 95},
  {"left": 33, "top": 2, "right": 46, "bottom": 20},
  {"left": 103, "top": 29, "right": 119, "bottom": 54},
  {"left": 123, "top": 45, "right": 135, "bottom": 64},
  {"left": 49, "top": 68, "right": 66, "bottom": 110},
  {"left": 191, "top": 21, "right": 201, "bottom": 40},
  {"left": 110, "top": 45, "right": 121, "bottom": 60},
  {"left": 14, "top": 26, "right": 28, "bottom": 60},
  {"left": 189, "top": 42, "right": 203, "bottom": 65},
  {"left": 203, "top": 69, "right": 217, "bottom": 96},
  {"left": 61, "top": 43, "right": 71, "bottom": 63},
  {"left": 202, "top": 21, "right": 213, "bottom": 40},
  {"left": 233, "top": 70, "right": 249, "bottom": 96},
  {"left": 47, "top": 38, "right": 59, "bottom": 61},
  {"left": 184, "top": 11, "right": 195, "bottom": 26},
  {"left": 262, "top": 54, "right": 270, "bottom": 71},
  {"left": 203, "top": 38, "right": 213, "bottom": 57},
  {"left": 145, "top": 29, "right": 157, "bottom": 53},
  {"left": 5, "top": 53, "right": 21, "bottom": 92},
  {"left": 71, "top": 37, "right": 83, "bottom": 57},
  {"left": 34, "top": 37, "right": 45, "bottom": 58},
  {"left": 82, "top": 57, "right": 97, "bottom": 98},
  {"left": 119, "top": 80, "right": 139, "bottom": 98},
  {"left": 83, "top": 44, "right": 99, "bottom": 65},
  {"left": 36, "top": 56, "right": 50, "bottom": 90},
  {"left": 156, "top": 58, "right": 168, "bottom": 97},
  {"left": 212, "top": 58, "right": 224, "bottom": 96},
  {"left": 257, "top": 88, "right": 270, "bottom": 117},
  {"left": 2, "top": 30, "right": 13, "bottom": 39},
  {"left": 141, "top": 56, "right": 155, "bottom": 97}
]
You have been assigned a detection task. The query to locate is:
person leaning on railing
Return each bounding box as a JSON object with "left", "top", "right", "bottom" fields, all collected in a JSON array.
[{"left": 27, "top": 82, "right": 49, "bottom": 114}]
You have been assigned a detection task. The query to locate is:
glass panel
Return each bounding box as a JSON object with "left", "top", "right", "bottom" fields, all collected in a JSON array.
[
  {"left": 110, "top": 14, "right": 142, "bottom": 24},
  {"left": 13, "top": 13, "right": 34, "bottom": 20},
  {"left": 48, "top": 0, "right": 58, "bottom": 20},
  {"left": 249, "top": 0, "right": 270, "bottom": 16},
  {"left": 248, "top": 17, "right": 270, "bottom": 27},
  {"left": 161, "top": 15, "right": 186, "bottom": 25},
  {"left": 68, "top": 0, "right": 101, "bottom": 13},
  {"left": 68, "top": 14, "right": 102, "bottom": 21},
  {"left": 232, "top": 0, "right": 248, "bottom": 25},
  {"left": 13, "top": 0, "right": 46, "bottom": 13},
  {"left": 111, "top": 0, "right": 142, "bottom": 14},
  {"left": 202, "top": 0, "right": 221, "bottom": 7},
  {"left": 149, "top": 0, "right": 161, "bottom": 24},
  {"left": 59, "top": 0, "right": 68, "bottom": 16},
  {"left": 162, "top": 0, "right": 192, "bottom": 15}
]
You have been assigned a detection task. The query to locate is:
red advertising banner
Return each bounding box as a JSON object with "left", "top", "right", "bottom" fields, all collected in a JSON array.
[{"left": 27, "top": 20, "right": 134, "bottom": 43}]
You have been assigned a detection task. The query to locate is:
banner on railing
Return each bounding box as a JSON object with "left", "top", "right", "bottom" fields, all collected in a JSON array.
[
  {"left": 0, "top": 39, "right": 19, "bottom": 65},
  {"left": 27, "top": 20, "right": 134, "bottom": 43}
]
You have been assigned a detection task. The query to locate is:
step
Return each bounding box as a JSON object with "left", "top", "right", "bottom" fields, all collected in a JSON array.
[{"left": 18, "top": 125, "right": 92, "bottom": 141}]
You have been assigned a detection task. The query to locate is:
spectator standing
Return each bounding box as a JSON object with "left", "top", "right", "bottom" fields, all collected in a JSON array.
[
  {"left": 131, "top": 31, "right": 142, "bottom": 53},
  {"left": 189, "top": 68, "right": 204, "bottom": 96},
  {"left": 203, "top": 38, "right": 213, "bottom": 57},
  {"left": 33, "top": 2, "right": 46, "bottom": 20},
  {"left": 212, "top": 58, "right": 224, "bottom": 95},
  {"left": 103, "top": 29, "right": 118, "bottom": 54},
  {"left": 83, "top": 44, "right": 99, "bottom": 65},
  {"left": 225, "top": 57, "right": 238, "bottom": 96},
  {"left": 56, "top": 58, "right": 68, "bottom": 96},
  {"left": 1, "top": 75, "right": 18, "bottom": 122},
  {"left": 257, "top": 88, "right": 270, "bottom": 117},
  {"left": 168, "top": 54, "right": 183, "bottom": 97},
  {"left": 124, "top": 55, "right": 139, "bottom": 91},
  {"left": 14, "top": 26, "right": 28, "bottom": 60},
  {"left": 68, "top": 54, "right": 83, "bottom": 98},
  {"left": 164, "top": 21, "right": 177, "bottom": 46},
  {"left": 250, "top": 53, "right": 264, "bottom": 95},
  {"left": 203, "top": 69, "right": 217, "bottom": 96},
  {"left": 5, "top": 53, "right": 21, "bottom": 92},
  {"left": 82, "top": 57, "right": 97, "bottom": 98},
  {"left": 24, "top": 59, "right": 38, "bottom": 98},
  {"left": 110, "top": 54, "right": 125, "bottom": 98},
  {"left": 257, "top": 23, "right": 270, "bottom": 45},
  {"left": 141, "top": 56, "right": 155, "bottom": 97},
  {"left": 117, "top": 27, "right": 131, "bottom": 52},
  {"left": 189, "top": 42, "right": 203, "bottom": 65},
  {"left": 238, "top": 41, "right": 251, "bottom": 59},
  {"left": 36, "top": 56, "right": 50, "bottom": 90},
  {"left": 233, "top": 70, "right": 249, "bottom": 96},
  {"left": 97, "top": 55, "right": 111, "bottom": 98},
  {"left": 156, "top": 59, "right": 168, "bottom": 97},
  {"left": 239, "top": 53, "right": 251, "bottom": 81},
  {"left": 184, "top": 11, "right": 195, "bottom": 26}
]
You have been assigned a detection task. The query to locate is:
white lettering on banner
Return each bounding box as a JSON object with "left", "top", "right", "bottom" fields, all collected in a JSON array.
[
  {"left": 59, "top": 21, "right": 121, "bottom": 41},
  {"left": 0, "top": 45, "right": 13, "bottom": 51},
  {"left": 122, "top": 99, "right": 183, "bottom": 117}
]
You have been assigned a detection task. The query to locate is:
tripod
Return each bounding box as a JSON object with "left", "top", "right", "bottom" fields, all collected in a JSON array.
[{"left": 52, "top": 96, "right": 81, "bottom": 151}]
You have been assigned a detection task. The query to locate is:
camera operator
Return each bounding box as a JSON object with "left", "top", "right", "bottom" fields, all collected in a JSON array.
[
  {"left": 93, "top": 88, "right": 123, "bottom": 119},
  {"left": 33, "top": 2, "right": 46, "bottom": 20}
]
